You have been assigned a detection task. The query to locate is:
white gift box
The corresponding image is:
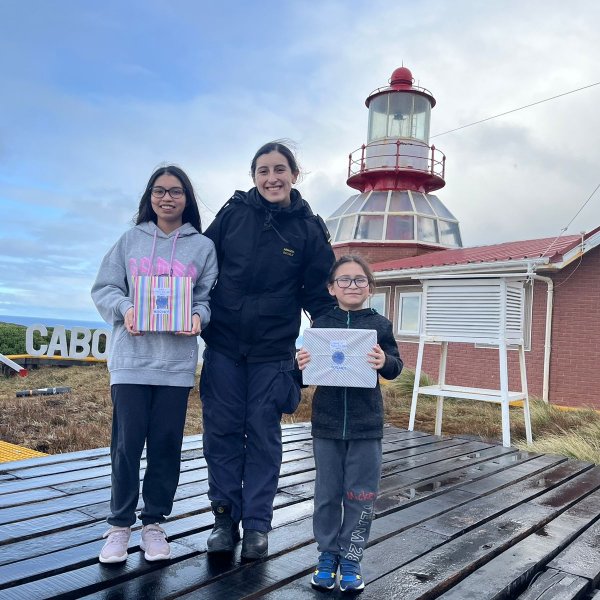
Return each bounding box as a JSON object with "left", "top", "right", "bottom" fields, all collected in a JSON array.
[{"left": 302, "top": 328, "right": 377, "bottom": 388}]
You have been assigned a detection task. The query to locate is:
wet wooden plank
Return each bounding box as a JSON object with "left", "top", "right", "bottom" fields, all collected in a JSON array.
[
  {"left": 280, "top": 446, "right": 533, "bottom": 515},
  {"left": 515, "top": 568, "right": 589, "bottom": 600},
  {"left": 436, "top": 488, "right": 600, "bottom": 599},
  {"left": 34, "top": 457, "right": 572, "bottom": 599},
  {"left": 0, "top": 499, "right": 316, "bottom": 591},
  {"left": 375, "top": 452, "right": 560, "bottom": 515},
  {"left": 0, "top": 424, "right": 597, "bottom": 600},
  {"left": 357, "top": 471, "right": 600, "bottom": 600},
  {"left": 423, "top": 461, "right": 594, "bottom": 538},
  {"left": 546, "top": 514, "right": 600, "bottom": 585}
]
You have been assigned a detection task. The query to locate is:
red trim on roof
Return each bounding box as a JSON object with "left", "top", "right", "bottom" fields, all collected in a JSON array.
[{"left": 371, "top": 234, "right": 584, "bottom": 272}]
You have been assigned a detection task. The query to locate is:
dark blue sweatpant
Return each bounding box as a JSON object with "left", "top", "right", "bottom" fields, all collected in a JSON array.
[
  {"left": 200, "top": 347, "right": 299, "bottom": 532},
  {"left": 108, "top": 384, "right": 189, "bottom": 527}
]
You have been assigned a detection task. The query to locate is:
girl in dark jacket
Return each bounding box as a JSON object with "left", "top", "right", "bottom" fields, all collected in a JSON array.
[
  {"left": 200, "top": 141, "right": 335, "bottom": 559},
  {"left": 298, "top": 255, "right": 403, "bottom": 592}
]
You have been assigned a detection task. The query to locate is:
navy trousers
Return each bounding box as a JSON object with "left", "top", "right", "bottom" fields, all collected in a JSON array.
[
  {"left": 200, "top": 347, "right": 299, "bottom": 531},
  {"left": 108, "top": 384, "right": 189, "bottom": 527},
  {"left": 313, "top": 437, "right": 382, "bottom": 562}
]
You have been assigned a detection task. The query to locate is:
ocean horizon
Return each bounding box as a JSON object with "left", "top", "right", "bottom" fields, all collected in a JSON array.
[{"left": 0, "top": 314, "right": 110, "bottom": 330}]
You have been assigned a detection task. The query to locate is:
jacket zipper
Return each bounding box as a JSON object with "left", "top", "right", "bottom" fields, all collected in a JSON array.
[{"left": 342, "top": 310, "right": 350, "bottom": 439}]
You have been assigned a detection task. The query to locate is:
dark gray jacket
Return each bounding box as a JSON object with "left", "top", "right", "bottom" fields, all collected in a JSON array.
[{"left": 310, "top": 306, "right": 403, "bottom": 440}]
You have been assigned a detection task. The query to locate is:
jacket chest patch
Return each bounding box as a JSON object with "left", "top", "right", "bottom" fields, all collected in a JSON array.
[{"left": 282, "top": 247, "right": 295, "bottom": 257}]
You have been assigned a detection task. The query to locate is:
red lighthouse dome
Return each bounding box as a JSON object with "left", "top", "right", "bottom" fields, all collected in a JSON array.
[{"left": 325, "top": 66, "right": 462, "bottom": 259}]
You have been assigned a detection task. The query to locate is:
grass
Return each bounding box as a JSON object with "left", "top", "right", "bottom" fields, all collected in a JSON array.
[{"left": 1, "top": 364, "right": 599, "bottom": 463}]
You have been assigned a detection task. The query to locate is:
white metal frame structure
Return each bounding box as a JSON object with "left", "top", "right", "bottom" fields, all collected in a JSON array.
[{"left": 408, "top": 277, "right": 533, "bottom": 447}]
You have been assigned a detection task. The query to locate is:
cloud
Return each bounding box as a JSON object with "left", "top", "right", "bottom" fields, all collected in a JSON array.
[{"left": 1, "top": 0, "right": 600, "bottom": 320}]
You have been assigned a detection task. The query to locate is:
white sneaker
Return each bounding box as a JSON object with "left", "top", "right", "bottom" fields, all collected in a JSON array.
[
  {"left": 141, "top": 523, "right": 171, "bottom": 561},
  {"left": 99, "top": 526, "right": 131, "bottom": 563}
]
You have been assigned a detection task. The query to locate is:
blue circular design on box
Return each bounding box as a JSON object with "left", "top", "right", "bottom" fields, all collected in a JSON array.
[{"left": 332, "top": 351, "right": 345, "bottom": 364}]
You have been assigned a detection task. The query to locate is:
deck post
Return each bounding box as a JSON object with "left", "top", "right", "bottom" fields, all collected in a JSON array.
[
  {"left": 408, "top": 336, "right": 426, "bottom": 431},
  {"left": 435, "top": 341, "right": 448, "bottom": 436}
]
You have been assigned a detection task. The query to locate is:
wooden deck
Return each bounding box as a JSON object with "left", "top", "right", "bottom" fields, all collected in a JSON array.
[{"left": 1, "top": 423, "right": 600, "bottom": 599}]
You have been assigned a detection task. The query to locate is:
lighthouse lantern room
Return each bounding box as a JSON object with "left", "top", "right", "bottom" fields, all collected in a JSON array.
[{"left": 326, "top": 66, "right": 462, "bottom": 254}]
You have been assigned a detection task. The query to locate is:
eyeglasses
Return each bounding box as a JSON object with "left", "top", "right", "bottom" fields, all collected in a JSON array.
[
  {"left": 334, "top": 277, "right": 370, "bottom": 288},
  {"left": 151, "top": 186, "right": 185, "bottom": 199}
]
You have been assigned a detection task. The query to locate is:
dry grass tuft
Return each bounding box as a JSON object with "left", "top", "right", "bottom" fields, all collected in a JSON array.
[
  {"left": 0, "top": 364, "right": 202, "bottom": 454},
  {"left": 516, "top": 422, "right": 600, "bottom": 463},
  {"left": 1, "top": 365, "right": 600, "bottom": 463}
]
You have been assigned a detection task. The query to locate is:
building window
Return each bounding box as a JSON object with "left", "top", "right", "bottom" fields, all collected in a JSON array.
[
  {"left": 369, "top": 287, "right": 390, "bottom": 317},
  {"left": 396, "top": 288, "right": 422, "bottom": 337}
]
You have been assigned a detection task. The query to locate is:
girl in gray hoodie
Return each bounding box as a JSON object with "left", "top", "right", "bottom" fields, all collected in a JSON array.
[{"left": 92, "top": 165, "right": 218, "bottom": 564}]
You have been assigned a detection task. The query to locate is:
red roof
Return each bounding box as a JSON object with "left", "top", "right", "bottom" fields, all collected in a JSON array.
[{"left": 371, "top": 234, "right": 585, "bottom": 272}]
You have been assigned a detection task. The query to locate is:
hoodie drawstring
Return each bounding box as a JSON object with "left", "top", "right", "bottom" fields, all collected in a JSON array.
[
  {"left": 169, "top": 231, "right": 180, "bottom": 275},
  {"left": 148, "top": 230, "right": 158, "bottom": 276},
  {"left": 148, "top": 229, "right": 180, "bottom": 276}
]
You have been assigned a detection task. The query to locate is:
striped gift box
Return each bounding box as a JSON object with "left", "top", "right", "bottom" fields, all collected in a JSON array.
[
  {"left": 133, "top": 275, "right": 193, "bottom": 332},
  {"left": 302, "top": 328, "right": 377, "bottom": 388}
]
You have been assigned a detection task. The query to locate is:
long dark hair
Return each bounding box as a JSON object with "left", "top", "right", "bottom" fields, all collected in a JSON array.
[
  {"left": 328, "top": 254, "right": 376, "bottom": 291},
  {"left": 135, "top": 165, "right": 202, "bottom": 233}
]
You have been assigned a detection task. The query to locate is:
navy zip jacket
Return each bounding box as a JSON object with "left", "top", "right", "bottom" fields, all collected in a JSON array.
[
  {"left": 310, "top": 306, "right": 403, "bottom": 440},
  {"left": 201, "top": 187, "right": 336, "bottom": 363}
]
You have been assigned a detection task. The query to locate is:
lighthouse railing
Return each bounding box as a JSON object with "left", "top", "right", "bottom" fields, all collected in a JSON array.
[{"left": 347, "top": 139, "right": 445, "bottom": 180}]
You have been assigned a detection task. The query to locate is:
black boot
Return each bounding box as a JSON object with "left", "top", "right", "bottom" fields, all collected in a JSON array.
[
  {"left": 241, "top": 529, "right": 268, "bottom": 560},
  {"left": 207, "top": 502, "right": 240, "bottom": 553}
]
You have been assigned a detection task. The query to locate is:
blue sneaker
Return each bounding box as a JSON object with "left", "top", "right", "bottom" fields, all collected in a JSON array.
[
  {"left": 339, "top": 557, "right": 365, "bottom": 592},
  {"left": 311, "top": 551, "right": 339, "bottom": 590}
]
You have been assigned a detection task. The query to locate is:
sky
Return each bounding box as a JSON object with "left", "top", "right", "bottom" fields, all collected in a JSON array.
[{"left": 1, "top": 0, "right": 599, "bottom": 323}]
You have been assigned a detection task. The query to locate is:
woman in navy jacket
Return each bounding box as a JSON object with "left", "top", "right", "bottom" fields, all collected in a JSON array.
[{"left": 200, "top": 141, "right": 335, "bottom": 559}]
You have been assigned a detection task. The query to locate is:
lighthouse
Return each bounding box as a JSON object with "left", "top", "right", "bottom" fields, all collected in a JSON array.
[{"left": 326, "top": 66, "right": 462, "bottom": 263}]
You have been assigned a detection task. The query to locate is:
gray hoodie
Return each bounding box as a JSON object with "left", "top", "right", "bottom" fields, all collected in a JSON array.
[{"left": 91, "top": 221, "right": 218, "bottom": 387}]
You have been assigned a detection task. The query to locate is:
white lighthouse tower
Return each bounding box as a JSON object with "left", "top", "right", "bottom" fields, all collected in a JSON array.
[{"left": 327, "top": 66, "right": 462, "bottom": 263}]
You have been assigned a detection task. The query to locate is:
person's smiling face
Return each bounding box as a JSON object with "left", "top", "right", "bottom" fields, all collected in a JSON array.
[
  {"left": 253, "top": 151, "right": 297, "bottom": 207},
  {"left": 328, "top": 262, "right": 372, "bottom": 311},
  {"left": 150, "top": 173, "right": 186, "bottom": 233}
]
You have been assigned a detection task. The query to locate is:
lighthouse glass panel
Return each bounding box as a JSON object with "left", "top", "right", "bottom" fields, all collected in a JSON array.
[
  {"left": 329, "top": 195, "right": 358, "bottom": 218},
  {"left": 389, "top": 191, "right": 413, "bottom": 212},
  {"left": 427, "top": 194, "right": 456, "bottom": 219},
  {"left": 362, "top": 191, "right": 388, "bottom": 212},
  {"left": 387, "top": 94, "right": 431, "bottom": 140},
  {"left": 417, "top": 216, "right": 439, "bottom": 243},
  {"left": 356, "top": 215, "right": 384, "bottom": 240},
  {"left": 325, "top": 218, "right": 339, "bottom": 240},
  {"left": 410, "top": 96, "right": 431, "bottom": 141},
  {"left": 412, "top": 193, "right": 435, "bottom": 216},
  {"left": 336, "top": 215, "right": 356, "bottom": 242},
  {"left": 344, "top": 193, "right": 367, "bottom": 214},
  {"left": 439, "top": 220, "right": 462, "bottom": 246},
  {"left": 368, "top": 95, "right": 389, "bottom": 142},
  {"left": 387, "top": 94, "right": 414, "bottom": 138},
  {"left": 386, "top": 215, "right": 414, "bottom": 240}
]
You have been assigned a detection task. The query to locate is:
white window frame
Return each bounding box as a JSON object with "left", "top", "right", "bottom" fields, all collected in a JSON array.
[
  {"left": 369, "top": 286, "right": 391, "bottom": 317},
  {"left": 395, "top": 285, "right": 423, "bottom": 340}
]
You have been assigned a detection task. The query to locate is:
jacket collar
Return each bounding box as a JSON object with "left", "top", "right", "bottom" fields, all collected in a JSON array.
[
  {"left": 238, "top": 187, "right": 313, "bottom": 218},
  {"left": 328, "top": 305, "right": 376, "bottom": 322}
]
